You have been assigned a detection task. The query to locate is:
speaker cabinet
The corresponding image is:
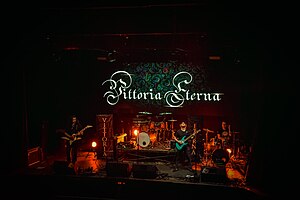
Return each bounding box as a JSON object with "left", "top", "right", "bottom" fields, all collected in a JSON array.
[
  {"left": 106, "top": 161, "right": 130, "bottom": 177},
  {"left": 132, "top": 163, "right": 158, "bottom": 179},
  {"left": 28, "top": 147, "right": 42, "bottom": 166},
  {"left": 52, "top": 161, "right": 75, "bottom": 175},
  {"left": 200, "top": 166, "right": 228, "bottom": 183}
]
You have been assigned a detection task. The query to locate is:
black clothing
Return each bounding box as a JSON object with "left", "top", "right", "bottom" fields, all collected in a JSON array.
[
  {"left": 216, "top": 127, "right": 232, "bottom": 149},
  {"left": 173, "top": 129, "right": 193, "bottom": 170},
  {"left": 65, "top": 119, "right": 83, "bottom": 164}
]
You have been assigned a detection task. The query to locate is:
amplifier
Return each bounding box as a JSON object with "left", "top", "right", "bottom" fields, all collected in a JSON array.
[{"left": 28, "top": 147, "right": 42, "bottom": 166}]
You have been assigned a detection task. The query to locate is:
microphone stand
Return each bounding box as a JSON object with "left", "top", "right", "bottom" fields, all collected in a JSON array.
[
  {"left": 204, "top": 129, "right": 209, "bottom": 166},
  {"left": 136, "top": 129, "right": 140, "bottom": 164}
]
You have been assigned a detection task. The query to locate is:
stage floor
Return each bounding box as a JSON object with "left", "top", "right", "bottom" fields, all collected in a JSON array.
[
  {"left": 27, "top": 144, "right": 247, "bottom": 182},
  {"left": 7, "top": 145, "right": 271, "bottom": 200}
]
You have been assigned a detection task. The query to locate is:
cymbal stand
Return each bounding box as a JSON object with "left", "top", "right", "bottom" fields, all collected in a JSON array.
[
  {"left": 202, "top": 130, "right": 211, "bottom": 166},
  {"left": 135, "top": 130, "right": 141, "bottom": 163}
]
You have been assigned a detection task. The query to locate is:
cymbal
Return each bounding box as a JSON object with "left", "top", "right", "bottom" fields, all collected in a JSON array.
[
  {"left": 133, "top": 120, "right": 148, "bottom": 124},
  {"left": 203, "top": 128, "right": 214, "bottom": 133},
  {"left": 168, "top": 119, "right": 177, "bottom": 122},
  {"left": 132, "top": 118, "right": 145, "bottom": 121},
  {"left": 232, "top": 131, "right": 240, "bottom": 134},
  {"left": 159, "top": 112, "right": 172, "bottom": 115},
  {"left": 138, "top": 111, "right": 152, "bottom": 115}
]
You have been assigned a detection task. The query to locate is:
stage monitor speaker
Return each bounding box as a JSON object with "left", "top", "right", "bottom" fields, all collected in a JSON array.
[
  {"left": 106, "top": 161, "right": 130, "bottom": 177},
  {"left": 132, "top": 163, "right": 158, "bottom": 179},
  {"left": 52, "top": 161, "right": 75, "bottom": 175},
  {"left": 200, "top": 166, "right": 228, "bottom": 183}
]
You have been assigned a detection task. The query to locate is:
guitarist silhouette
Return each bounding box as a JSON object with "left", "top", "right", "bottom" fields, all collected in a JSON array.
[
  {"left": 63, "top": 115, "right": 85, "bottom": 166},
  {"left": 172, "top": 122, "right": 195, "bottom": 172}
]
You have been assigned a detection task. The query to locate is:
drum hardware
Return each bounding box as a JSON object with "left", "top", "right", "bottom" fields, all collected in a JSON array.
[
  {"left": 148, "top": 131, "right": 157, "bottom": 145},
  {"left": 165, "top": 121, "right": 169, "bottom": 131},
  {"left": 203, "top": 128, "right": 214, "bottom": 133},
  {"left": 168, "top": 119, "right": 177, "bottom": 130},
  {"left": 129, "top": 138, "right": 137, "bottom": 147},
  {"left": 149, "top": 121, "right": 156, "bottom": 129},
  {"left": 132, "top": 115, "right": 149, "bottom": 124},
  {"left": 132, "top": 117, "right": 145, "bottom": 121},
  {"left": 116, "top": 133, "right": 127, "bottom": 143},
  {"left": 132, "top": 120, "right": 148, "bottom": 124},
  {"left": 140, "top": 124, "right": 149, "bottom": 132},
  {"left": 159, "top": 112, "right": 172, "bottom": 115},
  {"left": 138, "top": 111, "right": 152, "bottom": 115},
  {"left": 212, "top": 148, "right": 230, "bottom": 167},
  {"left": 202, "top": 128, "right": 215, "bottom": 166},
  {"left": 135, "top": 114, "right": 146, "bottom": 118}
]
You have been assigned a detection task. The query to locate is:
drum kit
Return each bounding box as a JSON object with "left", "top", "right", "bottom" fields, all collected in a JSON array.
[
  {"left": 130, "top": 113, "right": 238, "bottom": 167},
  {"left": 201, "top": 128, "right": 236, "bottom": 167},
  {"left": 131, "top": 111, "right": 176, "bottom": 149}
]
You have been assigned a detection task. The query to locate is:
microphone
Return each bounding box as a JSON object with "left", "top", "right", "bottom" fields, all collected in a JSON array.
[{"left": 203, "top": 128, "right": 214, "bottom": 133}]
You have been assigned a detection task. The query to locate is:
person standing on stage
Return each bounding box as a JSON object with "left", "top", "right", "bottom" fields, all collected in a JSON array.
[
  {"left": 63, "top": 115, "right": 83, "bottom": 167},
  {"left": 172, "top": 121, "right": 193, "bottom": 172},
  {"left": 216, "top": 121, "right": 232, "bottom": 149}
]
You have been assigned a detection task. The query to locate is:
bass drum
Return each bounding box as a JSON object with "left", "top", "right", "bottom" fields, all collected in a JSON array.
[
  {"left": 138, "top": 132, "right": 150, "bottom": 148},
  {"left": 212, "top": 148, "right": 230, "bottom": 166}
]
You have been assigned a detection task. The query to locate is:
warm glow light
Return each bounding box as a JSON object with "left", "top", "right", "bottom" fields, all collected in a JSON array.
[
  {"left": 92, "top": 141, "right": 97, "bottom": 148},
  {"left": 64, "top": 47, "right": 80, "bottom": 50},
  {"left": 133, "top": 129, "right": 139, "bottom": 136},
  {"left": 209, "top": 56, "right": 221, "bottom": 60},
  {"left": 226, "top": 148, "right": 232, "bottom": 154}
]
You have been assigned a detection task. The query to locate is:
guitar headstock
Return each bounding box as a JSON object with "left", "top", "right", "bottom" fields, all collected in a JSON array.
[{"left": 193, "top": 129, "right": 201, "bottom": 134}]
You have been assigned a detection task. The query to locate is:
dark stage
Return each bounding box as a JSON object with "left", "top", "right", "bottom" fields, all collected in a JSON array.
[
  {"left": 7, "top": 1, "right": 296, "bottom": 200},
  {"left": 6, "top": 141, "right": 267, "bottom": 200}
]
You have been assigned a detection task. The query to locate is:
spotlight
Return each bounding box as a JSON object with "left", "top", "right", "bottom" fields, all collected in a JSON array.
[
  {"left": 91, "top": 141, "right": 97, "bottom": 148},
  {"left": 226, "top": 148, "right": 232, "bottom": 154},
  {"left": 133, "top": 129, "right": 139, "bottom": 136}
]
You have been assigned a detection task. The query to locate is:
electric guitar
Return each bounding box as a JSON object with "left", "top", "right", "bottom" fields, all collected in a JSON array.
[
  {"left": 61, "top": 125, "right": 93, "bottom": 145},
  {"left": 175, "top": 129, "right": 201, "bottom": 151}
]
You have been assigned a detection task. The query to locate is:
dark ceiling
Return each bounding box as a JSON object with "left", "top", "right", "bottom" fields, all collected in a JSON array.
[{"left": 8, "top": 1, "right": 268, "bottom": 52}]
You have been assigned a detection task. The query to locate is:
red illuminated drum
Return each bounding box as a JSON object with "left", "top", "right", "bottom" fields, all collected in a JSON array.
[{"left": 212, "top": 148, "right": 230, "bottom": 166}]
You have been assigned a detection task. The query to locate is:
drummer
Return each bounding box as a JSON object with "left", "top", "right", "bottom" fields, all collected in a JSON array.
[{"left": 216, "top": 121, "right": 232, "bottom": 149}]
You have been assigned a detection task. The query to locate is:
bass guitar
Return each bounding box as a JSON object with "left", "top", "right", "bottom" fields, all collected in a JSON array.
[
  {"left": 175, "top": 129, "right": 201, "bottom": 151},
  {"left": 61, "top": 125, "right": 93, "bottom": 145}
]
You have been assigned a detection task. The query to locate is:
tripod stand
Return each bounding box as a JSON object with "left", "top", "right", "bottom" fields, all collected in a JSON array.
[{"left": 202, "top": 128, "right": 214, "bottom": 166}]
